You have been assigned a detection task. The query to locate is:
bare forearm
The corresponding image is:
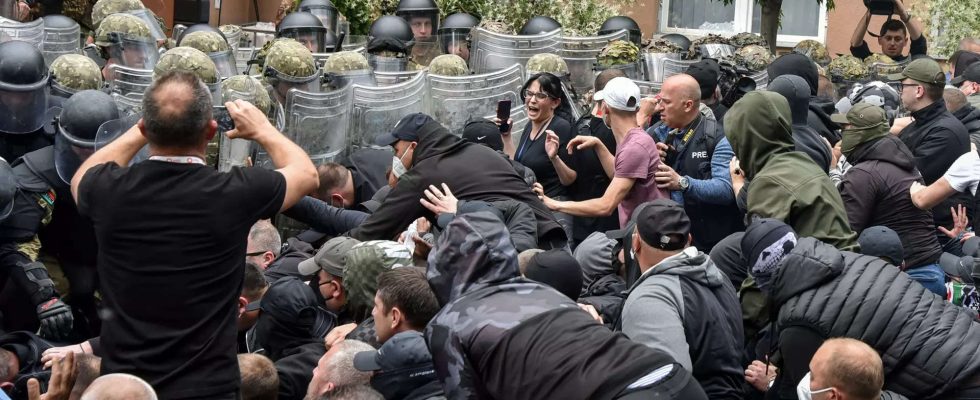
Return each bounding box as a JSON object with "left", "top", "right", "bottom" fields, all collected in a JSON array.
[
  {"left": 596, "top": 145, "right": 615, "bottom": 179},
  {"left": 911, "top": 180, "right": 957, "bottom": 210},
  {"left": 553, "top": 197, "right": 616, "bottom": 217},
  {"left": 503, "top": 134, "right": 516, "bottom": 158},
  {"left": 551, "top": 156, "right": 577, "bottom": 185},
  {"left": 898, "top": 4, "right": 923, "bottom": 40},
  {"left": 851, "top": 11, "right": 871, "bottom": 47}
]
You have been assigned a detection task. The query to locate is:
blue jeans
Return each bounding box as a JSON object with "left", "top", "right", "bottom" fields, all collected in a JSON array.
[{"left": 905, "top": 263, "right": 947, "bottom": 297}]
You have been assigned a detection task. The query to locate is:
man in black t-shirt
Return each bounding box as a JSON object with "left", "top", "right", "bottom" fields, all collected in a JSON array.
[
  {"left": 71, "top": 71, "right": 318, "bottom": 399},
  {"left": 849, "top": 0, "right": 927, "bottom": 61}
]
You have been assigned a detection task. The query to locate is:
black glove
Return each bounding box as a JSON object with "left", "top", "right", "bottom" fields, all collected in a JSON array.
[{"left": 36, "top": 298, "right": 73, "bottom": 340}]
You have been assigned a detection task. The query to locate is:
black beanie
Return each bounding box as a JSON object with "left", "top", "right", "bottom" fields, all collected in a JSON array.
[{"left": 525, "top": 249, "right": 584, "bottom": 301}]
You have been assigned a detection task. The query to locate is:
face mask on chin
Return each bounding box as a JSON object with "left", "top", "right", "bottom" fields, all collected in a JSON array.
[
  {"left": 796, "top": 372, "right": 833, "bottom": 400},
  {"left": 391, "top": 145, "right": 412, "bottom": 178}
]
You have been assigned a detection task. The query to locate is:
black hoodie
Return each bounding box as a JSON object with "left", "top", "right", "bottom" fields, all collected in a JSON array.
[
  {"left": 348, "top": 119, "right": 565, "bottom": 246},
  {"left": 952, "top": 104, "right": 980, "bottom": 147},
  {"left": 767, "top": 53, "right": 842, "bottom": 145},
  {"left": 838, "top": 136, "right": 942, "bottom": 267},
  {"left": 768, "top": 75, "right": 833, "bottom": 171}
]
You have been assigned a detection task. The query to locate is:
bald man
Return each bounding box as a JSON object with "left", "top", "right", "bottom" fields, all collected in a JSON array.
[
  {"left": 81, "top": 373, "right": 158, "bottom": 400},
  {"left": 647, "top": 74, "right": 742, "bottom": 252},
  {"left": 800, "top": 339, "right": 883, "bottom": 400}
]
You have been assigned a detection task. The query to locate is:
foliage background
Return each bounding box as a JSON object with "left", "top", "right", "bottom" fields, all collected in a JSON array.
[{"left": 909, "top": 0, "right": 980, "bottom": 57}]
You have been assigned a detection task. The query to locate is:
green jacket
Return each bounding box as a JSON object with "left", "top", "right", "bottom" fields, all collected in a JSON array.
[{"left": 725, "top": 91, "right": 858, "bottom": 251}]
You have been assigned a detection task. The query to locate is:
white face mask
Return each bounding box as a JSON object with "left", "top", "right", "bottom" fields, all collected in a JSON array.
[
  {"left": 797, "top": 372, "right": 833, "bottom": 400},
  {"left": 391, "top": 147, "right": 410, "bottom": 178}
]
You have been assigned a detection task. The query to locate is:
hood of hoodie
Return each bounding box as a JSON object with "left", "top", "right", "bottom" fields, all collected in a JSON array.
[
  {"left": 846, "top": 133, "right": 917, "bottom": 171},
  {"left": 426, "top": 212, "right": 521, "bottom": 306},
  {"left": 767, "top": 237, "right": 845, "bottom": 306},
  {"left": 768, "top": 53, "right": 818, "bottom": 96},
  {"left": 808, "top": 98, "right": 841, "bottom": 133},
  {"left": 411, "top": 118, "right": 469, "bottom": 168},
  {"left": 631, "top": 247, "right": 728, "bottom": 292},
  {"left": 574, "top": 231, "right": 618, "bottom": 291},
  {"left": 768, "top": 75, "right": 812, "bottom": 125},
  {"left": 954, "top": 104, "right": 980, "bottom": 127},
  {"left": 724, "top": 91, "right": 795, "bottom": 180}
]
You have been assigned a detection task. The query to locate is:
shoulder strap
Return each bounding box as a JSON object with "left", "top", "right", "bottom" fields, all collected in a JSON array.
[{"left": 702, "top": 118, "right": 721, "bottom": 161}]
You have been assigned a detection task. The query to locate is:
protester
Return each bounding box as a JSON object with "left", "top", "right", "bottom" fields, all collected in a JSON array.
[
  {"left": 685, "top": 59, "right": 728, "bottom": 123},
  {"left": 371, "top": 267, "right": 440, "bottom": 344},
  {"left": 799, "top": 338, "right": 884, "bottom": 400},
  {"left": 352, "top": 331, "right": 443, "bottom": 399},
  {"left": 944, "top": 87, "right": 980, "bottom": 147},
  {"left": 857, "top": 226, "right": 905, "bottom": 267},
  {"left": 849, "top": 0, "right": 927, "bottom": 61},
  {"left": 952, "top": 62, "right": 980, "bottom": 108},
  {"left": 239, "top": 354, "right": 280, "bottom": 400},
  {"left": 768, "top": 74, "right": 834, "bottom": 170},
  {"left": 521, "top": 248, "right": 583, "bottom": 301},
  {"left": 247, "top": 220, "right": 282, "bottom": 270},
  {"left": 313, "top": 162, "right": 384, "bottom": 212},
  {"left": 767, "top": 53, "right": 842, "bottom": 145},
  {"left": 306, "top": 340, "right": 375, "bottom": 398},
  {"left": 80, "top": 373, "right": 158, "bottom": 400},
  {"left": 298, "top": 236, "right": 361, "bottom": 315},
  {"left": 0, "top": 331, "right": 53, "bottom": 397}
]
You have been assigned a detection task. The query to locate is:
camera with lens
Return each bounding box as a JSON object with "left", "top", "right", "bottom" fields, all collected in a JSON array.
[{"left": 718, "top": 60, "right": 758, "bottom": 108}]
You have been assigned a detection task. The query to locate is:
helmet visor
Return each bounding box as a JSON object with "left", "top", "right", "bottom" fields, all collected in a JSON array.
[
  {"left": 209, "top": 50, "right": 239, "bottom": 79},
  {"left": 109, "top": 35, "right": 160, "bottom": 70},
  {"left": 438, "top": 30, "right": 469, "bottom": 60},
  {"left": 280, "top": 29, "right": 326, "bottom": 53},
  {"left": 54, "top": 121, "right": 97, "bottom": 184},
  {"left": 0, "top": 80, "right": 48, "bottom": 134}
]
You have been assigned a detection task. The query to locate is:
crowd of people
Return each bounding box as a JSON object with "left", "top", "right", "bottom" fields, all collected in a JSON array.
[{"left": 3, "top": 0, "right": 980, "bottom": 399}]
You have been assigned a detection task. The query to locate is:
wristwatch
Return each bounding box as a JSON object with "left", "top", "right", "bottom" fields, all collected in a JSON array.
[{"left": 678, "top": 176, "right": 690, "bottom": 191}]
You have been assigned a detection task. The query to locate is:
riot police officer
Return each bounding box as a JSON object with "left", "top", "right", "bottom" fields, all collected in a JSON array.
[
  {"left": 437, "top": 12, "right": 478, "bottom": 63},
  {"left": 598, "top": 16, "right": 642, "bottom": 46},
  {"left": 94, "top": 12, "right": 154, "bottom": 78},
  {"left": 277, "top": 11, "right": 329, "bottom": 53},
  {"left": 49, "top": 54, "right": 104, "bottom": 108},
  {"left": 323, "top": 50, "right": 376, "bottom": 90},
  {"left": 180, "top": 30, "right": 239, "bottom": 79},
  {"left": 520, "top": 15, "right": 561, "bottom": 35},
  {"left": 297, "top": 0, "right": 338, "bottom": 34},
  {"left": 0, "top": 40, "right": 53, "bottom": 162},
  {"left": 366, "top": 15, "right": 415, "bottom": 72}
]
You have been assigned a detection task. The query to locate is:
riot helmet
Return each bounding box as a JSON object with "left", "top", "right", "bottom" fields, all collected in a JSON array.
[
  {"left": 298, "top": 0, "right": 339, "bottom": 34},
  {"left": 94, "top": 13, "right": 151, "bottom": 47},
  {"left": 178, "top": 30, "right": 237, "bottom": 78},
  {"left": 278, "top": 11, "right": 328, "bottom": 53},
  {"left": 91, "top": 0, "right": 144, "bottom": 28},
  {"left": 263, "top": 38, "right": 321, "bottom": 102},
  {"left": 598, "top": 16, "right": 641, "bottom": 46},
  {"left": 107, "top": 33, "right": 159, "bottom": 70},
  {"left": 437, "top": 12, "right": 478, "bottom": 60},
  {"left": 218, "top": 24, "right": 243, "bottom": 50},
  {"left": 395, "top": 0, "right": 438, "bottom": 41},
  {"left": 659, "top": 33, "right": 691, "bottom": 54},
  {"left": 42, "top": 15, "right": 81, "bottom": 65},
  {"left": 50, "top": 54, "right": 103, "bottom": 99},
  {"left": 792, "top": 39, "right": 831, "bottom": 67},
  {"left": 526, "top": 53, "right": 569, "bottom": 77},
  {"left": 222, "top": 75, "right": 272, "bottom": 116},
  {"left": 176, "top": 24, "right": 227, "bottom": 46},
  {"left": 323, "top": 50, "right": 376, "bottom": 90},
  {"left": 55, "top": 90, "right": 118, "bottom": 184},
  {"left": 519, "top": 16, "right": 561, "bottom": 35},
  {"left": 428, "top": 54, "right": 468, "bottom": 76},
  {"left": 154, "top": 46, "right": 221, "bottom": 100},
  {"left": 0, "top": 40, "right": 49, "bottom": 134},
  {"left": 367, "top": 16, "right": 414, "bottom": 71}
]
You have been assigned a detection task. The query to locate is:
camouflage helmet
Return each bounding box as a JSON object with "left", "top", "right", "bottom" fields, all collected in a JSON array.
[
  {"left": 264, "top": 38, "right": 317, "bottom": 78},
  {"left": 91, "top": 0, "right": 145, "bottom": 28},
  {"left": 863, "top": 53, "right": 895, "bottom": 66},
  {"left": 428, "top": 54, "right": 468, "bottom": 76},
  {"left": 792, "top": 39, "right": 830, "bottom": 66},
  {"left": 827, "top": 54, "right": 869, "bottom": 82},
  {"left": 730, "top": 32, "right": 768, "bottom": 49},
  {"left": 180, "top": 30, "right": 230, "bottom": 53},
  {"left": 526, "top": 53, "right": 568, "bottom": 76},
  {"left": 221, "top": 75, "right": 272, "bottom": 116},
  {"left": 154, "top": 46, "right": 219, "bottom": 84},
  {"left": 50, "top": 54, "right": 104, "bottom": 92},
  {"left": 688, "top": 33, "right": 730, "bottom": 59},
  {"left": 597, "top": 40, "right": 640, "bottom": 68},
  {"left": 94, "top": 13, "right": 152, "bottom": 46},
  {"left": 642, "top": 38, "right": 683, "bottom": 54},
  {"left": 323, "top": 50, "right": 370, "bottom": 73},
  {"left": 218, "top": 24, "right": 242, "bottom": 38},
  {"left": 733, "top": 44, "right": 773, "bottom": 72}
]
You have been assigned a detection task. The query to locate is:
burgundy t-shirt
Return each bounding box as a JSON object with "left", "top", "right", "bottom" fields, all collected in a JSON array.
[{"left": 614, "top": 127, "right": 667, "bottom": 226}]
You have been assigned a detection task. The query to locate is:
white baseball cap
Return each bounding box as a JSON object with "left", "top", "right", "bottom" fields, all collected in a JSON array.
[{"left": 593, "top": 77, "right": 641, "bottom": 111}]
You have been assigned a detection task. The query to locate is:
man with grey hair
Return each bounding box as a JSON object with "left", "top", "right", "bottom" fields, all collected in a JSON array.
[
  {"left": 247, "top": 219, "right": 282, "bottom": 269},
  {"left": 71, "top": 71, "right": 318, "bottom": 399},
  {"left": 81, "top": 373, "right": 158, "bottom": 400},
  {"left": 305, "top": 340, "right": 374, "bottom": 399}
]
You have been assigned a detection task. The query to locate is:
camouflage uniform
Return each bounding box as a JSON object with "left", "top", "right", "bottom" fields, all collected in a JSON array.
[
  {"left": 50, "top": 54, "right": 103, "bottom": 92},
  {"left": 264, "top": 38, "right": 316, "bottom": 78},
  {"left": 93, "top": 13, "right": 151, "bottom": 46},
  {"left": 793, "top": 39, "right": 830, "bottom": 66},
  {"left": 730, "top": 32, "right": 768, "bottom": 49},
  {"left": 428, "top": 54, "right": 468, "bottom": 76},
  {"left": 179, "top": 30, "right": 230, "bottom": 53},
  {"left": 863, "top": 53, "right": 896, "bottom": 66},
  {"left": 733, "top": 44, "right": 773, "bottom": 72},
  {"left": 154, "top": 46, "right": 219, "bottom": 84},
  {"left": 863, "top": 53, "right": 902, "bottom": 77},
  {"left": 596, "top": 40, "right": 639, "bottom": 68},
  {"left": 642, "top": 38, "right": 683, "bottom": 54},
  {"left": 526, "top": 53, "right": 569, "bottom": 76},
  {"left": 342, "top": 240, "right": 412, "bottom": 321},
  {"left": 827, "top": 54, "right": 870, "bottom": 83},
  {"left": 61, "top": 0, "right": 100, "bottom": 33},
  {"left": 222, "top": 75, "right": 272, "bottom": 116},
  {"left": 90, "top": 0, "right": 143, "bottom": 28},
  {"left": 688, "top": 33, "right": 729, "bottom": 59}
]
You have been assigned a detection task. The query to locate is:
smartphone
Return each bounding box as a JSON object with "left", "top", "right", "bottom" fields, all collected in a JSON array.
[
  {"left": 214, "top": 106, "right": 236, "bottom": 132},
  {"left": 497, "top": 100, "right": 512, "bottom": 133}
]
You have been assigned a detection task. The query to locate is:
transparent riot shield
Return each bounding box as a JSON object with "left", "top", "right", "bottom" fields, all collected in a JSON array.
[
  {"left": 108, "top": 34, "right": 160, "bottom": 70},
  {"left": 111, "top": 93, "right": 143, "bottom": 116},
  {"left": 236, "top": 47, "right": 256, "bottom": 75},
  {"left": 342, "top": 34, "right": 367, "bottom": 52},
  {"left": 375, "top": 70, "right": 421, "bottom": 87},
  {"left": 93, "top": 113, "right": 149, "bottom": 165},
  {"left": 209, "top": 50, "right": 239, "bottom": 79},
  {"left": 699, "top": 44, "right": 735, "bottom": 59},
  {"left": 469, "top": 28, "right": 561, "bottom": 74},
  {"left": 215, "top": 105, "right": 256, "bottom": 172},
  {"left": 438, "top": 30, "right": 470, "bottom": 63},
  {"left": 868, "top": 59, "right": 909, "bottom": 81},
  {"left": 368, "top": 54, "right": 409, "bottom": 73},
  {"left": 323, "top": 69, "right": 376, "bottom": 91},
  {"left": 350, "top": 70, "right": 428, "bottom": 156},
  {"left": 124, "top": 9, "right": 166, "bottom": 42},
  {"left": 749, "top": 69, "right": 769, "bottom": 90},
  {"left": 305, "top": 7, "right": 338, "bottom": 34},
  {"left": 0, "top": 0, "right": 15, "bottom": 20},
  {"left": 633, "top": 80, "right": 662, "bottom": 99},
  {"left": 0, "top": 17, "right": 44, "bottom": 48},
  {"left": 559, "top": 29, "right": 627, "bottom": 95},
  {"left": 662, "top": 58, "right": 700, "bottom": 80},
  {"left": 42, "top": 22, "right": 80, "bottom": 65},
  {"left": 594, "top": 61, "right": 643, "bottom": 81},
  {"left": 428, "top": 63, "right": 527, "bottom": 136},
  {"left": 411, "top": 37, "right": 443, "bottom": 67},
  {"left": 642, "top": 52, "right": 682, "bottom": 83},
  {"left": 284, "top": 86, "right": 351, "bottom": 165},
  {"left": 108, "top": 65, "right": 153, "bottom": 100}
]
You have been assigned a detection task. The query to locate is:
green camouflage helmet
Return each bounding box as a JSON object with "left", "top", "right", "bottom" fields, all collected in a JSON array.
[
  {"left": 793, "top": 39, "right": 830, "bottom": 66},
  {"left": 154, "top": 47, "right": 219, "bottom": 84},
  {"left": 51, "top": 54, "right": 104, "bottom": 91},
  {"left": 222, "top": 75, "right": 272, "bottom": 116},
  {"left": 429, "top": 54, "right": 469, "bottom": 76},
  {"left": 91, "top": 0, "right": 144, "bottom": 28},
  {"left": 863, "top": 53, "right": 895, "bottom": 66},
  {"left": 597, "top": 40, "right": 640, "bottom": 68},
  {"left": 526, "top": 53, "right": 569, "bottom": 76},
  {"left": 94, "top": 13, "right": 152, "bottom": 46},
  {"left": 642, "top": 38, "right": 683, "bottom": 54},
  {"left": 323, "top": 51, "right": 371, "bottom": 73},
  {"left": 730, "top": 32, "right": 768, "bottom": 49},
  {"left": 218, "top": 24, "right": 242, "bottom": 38},
  {"left": 733, "top": 44, "right": 773, "bottom": 72},
  {"left": 180, "top": 30, "right": 230, "bottom": 53},
  {"left": 688, "top": 33, "right": 730, "bottom": 59},
  {"left": 264, "top": 38, "right": 316, "bottom": 78},
  {"left": 827, "top": 55, "right": 869, "bottom": 82}
]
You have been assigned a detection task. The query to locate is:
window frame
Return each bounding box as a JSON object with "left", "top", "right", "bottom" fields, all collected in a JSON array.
[{"left": 658, "top": 0, "right": 828, "bottom": 48}]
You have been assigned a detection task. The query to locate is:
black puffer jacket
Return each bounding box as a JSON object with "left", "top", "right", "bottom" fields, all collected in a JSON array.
[
  {"left": 952, "top": 104, "right": 980, "bottom": 148},
  {"left": 769, "top": 237, "right": 980, "bottom": 400}
]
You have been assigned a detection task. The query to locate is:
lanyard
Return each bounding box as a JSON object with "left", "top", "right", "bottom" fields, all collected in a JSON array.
[
  {"left": 515, "top": 117, "right": 553, "bottom": 161},
  {"left": 148, "top": 155, "right": 206, "bottom": 165}
]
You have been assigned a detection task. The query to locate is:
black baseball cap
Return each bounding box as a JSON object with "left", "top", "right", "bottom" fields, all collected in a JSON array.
[
  {"left": 857, "top": 226, "right": 904, "bottom": 266},
  {"left": 686, "top": 59, "right": 720, "bottom": 100},
  {"left": 461, "top": 119, "right": 504, "bottom": 151},
  {"left": 374, "top": 113, "right": 434, "bottom": 146},
  {"left": 950, "top": 50, "right": 980, "bottom": 79},
  {"left": 634, "top": 199, "right": 691, "bottom": 251},
  {"left": 951, "top": 62, "right": 980, "bottom": 87},
  {"left": 353, "top": 330, "right": 439, "bottom": 400},
  {"left": 940, "top": 252, "right": 979, "bottom": 284}
]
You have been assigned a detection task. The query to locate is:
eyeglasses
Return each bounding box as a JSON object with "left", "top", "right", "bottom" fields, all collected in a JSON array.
[
  {"left": 524, "top": 90, "right": 555, "bottom": 101},
  {"left": 899, "top": 83, "right": 921, "bottom": 92},
  {"left": 245, "top": 251, "right": 266, "bottom": 257}
]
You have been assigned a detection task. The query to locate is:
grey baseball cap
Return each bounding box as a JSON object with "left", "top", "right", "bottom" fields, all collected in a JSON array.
[{"left": 297, "top": 236, "right": 360, "bottom": 277}]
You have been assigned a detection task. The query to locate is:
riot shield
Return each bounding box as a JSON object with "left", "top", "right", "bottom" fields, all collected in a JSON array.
[
  {"left": 642, "top": 52, "right": 682, "bottom": 83},
  {"left": 749, "top": 69, "right": 769, "bottom": 90},
  {"left": 559, "top": 29, "right": 628, "bottom": 95},
  {"left": 42, "top": 22, "right": 80, "bottom": 65},
  {"left": 438, "top": 30, "right": 470, "bottom": 62},
  {"left": 342, "top": 34, "right": 367, "bottom": 52},
  {"left": 699, "top": 44, "right": 735, "bottom": 59},
  {"left": 236, "top": 47, "right": 256, "bottom": 75},
  {"left": 350, "top": 70, "right": 428, "bottom": 153},
  {"left": 209, "top": 49, "right": 239, "bottom": 79},
  {"left": 0, "top": 17, "right": 44, "bottom": 48},
  {"left": 368, "top": 54, "right": 409, "bottom": 72},
  {"left": 662, "top": 58, "right": 700, "bottom": 81},
  {"left": 108, "top": 35, "right": 160, "bottom": 70},
  {"left": 108, "top": 65, "right": 153, "bottom": 100},
  {"left": 124, "top": 9, "right": 166, "bottom": 41},
  {"left": 93, "top": 113, "right": 149, "bottom": 165},
  {"left": 284, "top": 86, "right": 351, "bottom": 165},
  {"left": 411, "top": 37, "right": 443, "bottom": 67},
  {"left": 375, "top": 70, "right": 421, "bottom": 87},
  {"left": 111, "top": 93, "right": 143, "bottom": 116},
  {"left": 323, "top": 69, "right": 376, "bottom": 91},
  {"left": 54, "top": 112, "right": 97, "bottom": 184},
  {"left": 214, "top": 105, "right": 255, "bottom": 172},
  {"left": 594, "top": 61, "right": 643, "bottom": 81},
  {"left": 633, "top": 80, "right": 662, "bottom": 99},
  {"left": 469, "top": 28, "right": 561, "bottom": 74},
  {"left": 868, "top": 59, "right": 908, "bottom": 81},
  {"left": 428, "top": 63, "right": 527, "bottom": 136}
]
